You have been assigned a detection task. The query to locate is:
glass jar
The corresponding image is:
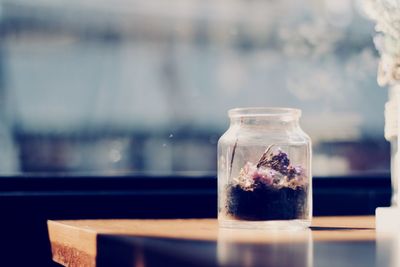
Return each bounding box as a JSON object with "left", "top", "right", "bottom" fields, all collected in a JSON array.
[{"left": 218, "top": 107, "right": 312, "bottom": 229}]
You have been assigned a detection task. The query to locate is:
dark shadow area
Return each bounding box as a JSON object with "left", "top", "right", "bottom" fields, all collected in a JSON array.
[
  {"left": 97, "top": 235, "right": 377, "bottom": 267},
  {"left": 97, "top": 235, "right": 218, "bottom": 267}
]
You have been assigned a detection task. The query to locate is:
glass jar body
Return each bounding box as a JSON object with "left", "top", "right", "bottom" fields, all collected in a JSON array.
[{"left": 218, "top": 108, "right": 312, "bottom": 229}]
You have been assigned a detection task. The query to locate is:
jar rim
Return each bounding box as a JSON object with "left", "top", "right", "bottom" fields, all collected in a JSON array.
[{"left": 228, "top": 107, "right": 301, "bottom": 118}]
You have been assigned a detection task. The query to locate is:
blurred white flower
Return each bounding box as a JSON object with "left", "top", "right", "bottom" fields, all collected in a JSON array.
[{"left": 365, "top": 0, "right": 400, "bottom": 86}]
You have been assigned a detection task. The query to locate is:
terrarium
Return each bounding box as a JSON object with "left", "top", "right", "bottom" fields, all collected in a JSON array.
[{"left": 218, "top": 108, "right": 312, "bottom": 229}]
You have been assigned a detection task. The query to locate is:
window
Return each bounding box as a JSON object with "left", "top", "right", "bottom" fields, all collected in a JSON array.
[{"left": 0, "top": 0, "right": 389, "bottom": 175}]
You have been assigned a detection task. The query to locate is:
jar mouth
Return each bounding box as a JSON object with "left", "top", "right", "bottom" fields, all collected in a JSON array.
[{"left": 228, "top": 107, "right": 301, "bottom": 118}]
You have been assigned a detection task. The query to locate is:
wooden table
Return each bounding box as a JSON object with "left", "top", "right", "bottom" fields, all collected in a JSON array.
[{"left": 48, "top": 216, "right": 394, "bottom": 267}]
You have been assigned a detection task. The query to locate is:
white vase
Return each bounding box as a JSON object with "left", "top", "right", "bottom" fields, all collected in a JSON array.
[{"left": 385, "top": 86, "right": 400, "bottom": 206}]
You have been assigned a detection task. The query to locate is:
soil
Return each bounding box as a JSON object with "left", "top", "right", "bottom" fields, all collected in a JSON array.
[{"left": 226, "top": 183, "right": 308, "bottom": 221}]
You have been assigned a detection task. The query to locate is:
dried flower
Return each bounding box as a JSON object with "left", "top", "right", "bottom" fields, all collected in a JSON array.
[
  {"left": 265, "top": 150, "right": 290, "bottom": 174},
  {"left": 287, "top": 165, "right": 303, "bottom": 180},
  {"left": 235, "top": 148, "right": 307, "bottom": 191}
]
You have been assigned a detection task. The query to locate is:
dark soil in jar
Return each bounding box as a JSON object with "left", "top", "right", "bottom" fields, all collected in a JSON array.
[{"left": 226, "top": 183, "right": 308, "bottom": 221}]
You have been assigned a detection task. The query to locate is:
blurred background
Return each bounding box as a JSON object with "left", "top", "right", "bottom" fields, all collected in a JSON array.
[{"left": 0, "top": 0, "right": 389, "bottom": 176}]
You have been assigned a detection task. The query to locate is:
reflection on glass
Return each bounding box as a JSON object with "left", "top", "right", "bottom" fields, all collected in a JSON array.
[{"left": 217, "top": 228, "right": 312, "bottom": 267}]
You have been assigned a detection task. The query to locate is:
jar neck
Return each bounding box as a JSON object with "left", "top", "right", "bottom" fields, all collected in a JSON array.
[
  {"left": 230, "top": 117, "right": 300, "bottom": 129},
  {"left": 228, "top": 108, "right": 302, "bottom": 130}
]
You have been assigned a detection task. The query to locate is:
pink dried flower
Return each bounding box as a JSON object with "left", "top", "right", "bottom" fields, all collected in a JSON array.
[{"left": 252, "top": 166, "right": 275, "bottom": 185}]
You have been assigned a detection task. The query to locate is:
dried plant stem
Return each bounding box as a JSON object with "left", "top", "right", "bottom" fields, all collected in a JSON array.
[
  {"left": 257, "top": 144, "right": 274, "bottom": 168},
  {"left": 229, "top": 139, "right": 238, "bottom": 179}
]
